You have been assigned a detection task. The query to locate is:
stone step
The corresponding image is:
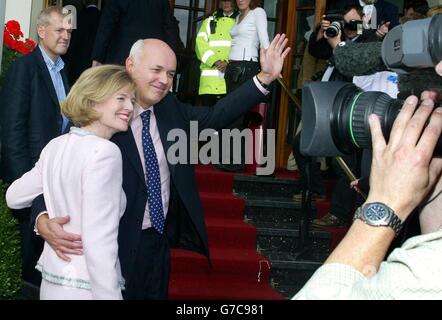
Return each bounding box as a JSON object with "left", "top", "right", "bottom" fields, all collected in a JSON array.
[
  {"left": 265, "top": 255, "right": 324, "bottom": 299},
  {"left": 233, "top": 175, "right": 303, "bottom": 199},
  {"left": 254, "top": 222, "right": 331, "bottom": 256},
  {"left": 243, "top": 196, "right": 316, "bottom": 224}
]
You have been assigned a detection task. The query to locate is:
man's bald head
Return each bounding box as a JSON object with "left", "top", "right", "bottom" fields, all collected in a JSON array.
[
  {"left": 129, "top": 39, "right": 176, "bottom": 65},
  {"left": 126, "top": 39, "right": 177, "bottom": 108}
]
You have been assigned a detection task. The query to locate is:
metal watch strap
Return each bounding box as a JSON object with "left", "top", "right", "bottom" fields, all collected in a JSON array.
[{"left": 354, "top": 204, "right": 403, "bottom": 237}]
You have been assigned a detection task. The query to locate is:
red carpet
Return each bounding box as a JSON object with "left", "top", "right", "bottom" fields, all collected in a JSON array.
[{"left": 168, "top": 164, "right": 284, "bottom": 300}]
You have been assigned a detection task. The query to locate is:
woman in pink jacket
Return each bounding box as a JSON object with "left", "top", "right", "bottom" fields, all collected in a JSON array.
[{"left": 6, "top": 65, "right": 135, "bottom": 299}]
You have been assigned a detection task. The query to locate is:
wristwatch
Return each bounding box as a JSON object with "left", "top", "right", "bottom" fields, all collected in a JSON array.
[
  {"left": 256, "top": 75, "right": 270, "bottom": 89},
  {"left": 353, "top": 202, "right": 403, "bottom": 236}
]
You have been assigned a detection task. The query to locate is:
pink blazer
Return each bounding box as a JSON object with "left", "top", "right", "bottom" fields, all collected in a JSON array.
[{"left": 6, "top": 129, "right": 126, "bottom": 299}]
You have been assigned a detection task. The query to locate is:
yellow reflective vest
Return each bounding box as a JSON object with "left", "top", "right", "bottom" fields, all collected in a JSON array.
[{"left": 195, "top": 10, "right": 238, "bottom": 95}]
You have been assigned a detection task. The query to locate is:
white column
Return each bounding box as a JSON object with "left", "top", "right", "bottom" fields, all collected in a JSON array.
[
  {"left": 30, "top": 0, "right": 44, "bottom": 41},
  {"left": 5, "top": 0, "right": 32, "bottom": 38}
]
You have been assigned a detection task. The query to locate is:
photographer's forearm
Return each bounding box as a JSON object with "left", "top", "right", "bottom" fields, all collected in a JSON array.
[{"left": 325, "top": 220, "right": 395, "bottom": 276}]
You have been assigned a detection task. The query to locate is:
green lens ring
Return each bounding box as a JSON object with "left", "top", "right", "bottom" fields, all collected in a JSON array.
[{"left": 349, "top": 92, "right": 364, "bottom": 148}]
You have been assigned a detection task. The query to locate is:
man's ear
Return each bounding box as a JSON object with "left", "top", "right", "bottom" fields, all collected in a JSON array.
[
  {"left": 126, "top": 56, "right": 134, "bottom": 72},
  {"left": 436, "top": 61, "right": 442, "bottom": 76},
  {"left": 37, "top": 25, "right": 45, "bottom": 40}
]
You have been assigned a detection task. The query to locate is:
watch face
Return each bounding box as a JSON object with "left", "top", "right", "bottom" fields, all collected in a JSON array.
[{"left": 364, "top": 203, "right": 388, "bottom": 222}]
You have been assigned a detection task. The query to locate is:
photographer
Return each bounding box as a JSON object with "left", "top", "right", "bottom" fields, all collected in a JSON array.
[
  {"left": 293, "top": 60, "right": 442, "bottom": 299},
  {"left": 336, "top": 0, "right": 400, "bottom": 29},
  {"left": 299, "top": 5, "right": 380, "bottom": 227},
  {"left": 308, "top": 5, "right": 378, "bottom": 68}
]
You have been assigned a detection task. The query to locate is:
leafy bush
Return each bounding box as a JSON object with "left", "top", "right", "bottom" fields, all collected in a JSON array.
[{"left": 0, "top": 180, "right": 22, "bottom": 299}]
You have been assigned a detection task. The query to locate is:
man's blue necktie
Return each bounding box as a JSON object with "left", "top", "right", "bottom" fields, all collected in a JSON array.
[{"left": 141, "top": 110, "right": 165, "bottom": 234}]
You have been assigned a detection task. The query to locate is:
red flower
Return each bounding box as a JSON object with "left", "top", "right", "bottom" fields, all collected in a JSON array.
[
  {"left": 1, "top": 20, "right": 37, "bottom": 86},
  {"left": 15, "top": 41, "right": 27, "bottom": 55},
  {"left": 2, "top": 20, "right": 36, "bottom": 54},
  {"left": 25, "top": 38, "right": 35, "bottom": 50},
  {"left": 3, "top": 29, "right": 15, "bottom": 48},
  {"left": 5, "top": 20, "right": 23, "bottom": 39}
]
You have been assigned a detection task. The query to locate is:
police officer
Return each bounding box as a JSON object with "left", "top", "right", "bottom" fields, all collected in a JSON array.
[{"left": 195, "top": 0, "right": 238, "bottom": 106}]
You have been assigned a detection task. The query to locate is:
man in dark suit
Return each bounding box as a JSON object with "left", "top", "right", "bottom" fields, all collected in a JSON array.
[
  {"left": 336, "top": 0, "right": 400, "bottom": 29},
  {"left": 34, "top": 35, "right": 290, "bottom": 299},
  {"left": 91, "top": 0, "right": 178, "bottom": 65},
  {"left": 0, "top": 6, "right": 72, "bottom": 285},
  {"left": 63, "top": 0, "right": 101, "bottom": 85}
]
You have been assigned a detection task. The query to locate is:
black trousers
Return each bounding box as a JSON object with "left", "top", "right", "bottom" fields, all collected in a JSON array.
[
  {"left": 199, "top": 94, "right": 225, "bottom": 107},
  {"left": 123, "top": 228, "right": 170, "bottom": 300},
  {"left": 330, "top": 153, "right": 358, "bottom": 222},
  {"left": 221, "top": 60, "right": 262, "bottom": 166}
]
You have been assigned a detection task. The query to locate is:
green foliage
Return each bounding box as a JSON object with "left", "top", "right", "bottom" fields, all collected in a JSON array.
[
  {"left": 0, "top": 46, "right": 20, "bottom": 88},
  {"left": 0, "top": 181, "right": 22, "bottom": 299}
]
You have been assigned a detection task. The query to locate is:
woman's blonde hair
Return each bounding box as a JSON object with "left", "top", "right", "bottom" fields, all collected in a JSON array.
[{"left": 61, "top": 65, "right": 135, "bottom": 127}]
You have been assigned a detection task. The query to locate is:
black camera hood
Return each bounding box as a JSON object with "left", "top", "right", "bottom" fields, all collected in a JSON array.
[{"left": 300, "top": 81, "right": 348, "bottom": 157}]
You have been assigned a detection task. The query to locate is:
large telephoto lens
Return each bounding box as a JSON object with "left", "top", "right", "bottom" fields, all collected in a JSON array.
[
  {"left": 300, "top": 81, "right": 442, "bottom": 157},
  {"left": 330, "top": 84, "right": 402, "bottom": 153}
]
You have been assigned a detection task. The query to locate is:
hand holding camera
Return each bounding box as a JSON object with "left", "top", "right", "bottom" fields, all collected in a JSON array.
[
  {"left": 366, "top": 95, "right": 442, "bottom": 221},
  {"left": 316, "top": 15, "right": 331, "bottom": 40}
]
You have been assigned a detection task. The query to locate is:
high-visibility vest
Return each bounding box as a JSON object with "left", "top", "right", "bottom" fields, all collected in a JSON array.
[{"left": 195, "top": 11, "right": 237, "bottom": 95}]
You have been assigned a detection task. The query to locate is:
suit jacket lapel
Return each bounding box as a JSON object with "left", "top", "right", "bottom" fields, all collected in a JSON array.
[
  {"left": 118, "top": 128, "right": 146, "bottom": 184},
  {"left": 61, "top": 68, "right": 70, "bottom": 95},
  {"left": 35, "top": 49, "right": 60, "bottom": 108},
  {"left": 154, "top": 103, "right": 176, "bottom": 177}
]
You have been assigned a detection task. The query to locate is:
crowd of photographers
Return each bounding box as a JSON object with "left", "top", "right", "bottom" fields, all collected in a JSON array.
[
  {"left": 294, "top": 59, "right": 442, "bottom": 299},
  {"left": 292, "top": 0, "right": 442, "bottom": 299},
  {"left": 293, "top": 0, "right": 442, "bottom": 230}
]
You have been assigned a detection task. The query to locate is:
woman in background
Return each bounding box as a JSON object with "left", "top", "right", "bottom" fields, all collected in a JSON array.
[
  {"left": 226, "top": 0, "right": 270, "bottom": 92},
  {"left": 6, "top": 65, "right": 135, "bottom": 300},
  {"left": 218, "top": 0, "right": 270, "bottom": 172}
]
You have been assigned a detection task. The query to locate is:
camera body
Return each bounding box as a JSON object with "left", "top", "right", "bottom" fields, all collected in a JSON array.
[{"left": 344, "top": 19, "right": 363, "bottom": 34}]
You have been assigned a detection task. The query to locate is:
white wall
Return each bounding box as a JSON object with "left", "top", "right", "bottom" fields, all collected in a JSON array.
[
  {"left": 30, "top": 0, "right": 45, "bottom": 41},
  {"left": 0, "top": 0, "right": 6, "bottom": 68},
  {"left": 5, "top": 0, "right": 33, "bottom": 38}
]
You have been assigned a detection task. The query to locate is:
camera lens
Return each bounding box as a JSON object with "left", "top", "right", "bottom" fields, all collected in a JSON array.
[
  {"left": 325, "top": 21, "right": 341, "bottom": 38},
  {"left": 330, "top": 85, "right": 402, "bottom": 153},
  {"left": 331, "top": 84, "right": 442, "bottom": 155},
  {"left": 300, "top": 81, "right": 442, "bottom": 157}
]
